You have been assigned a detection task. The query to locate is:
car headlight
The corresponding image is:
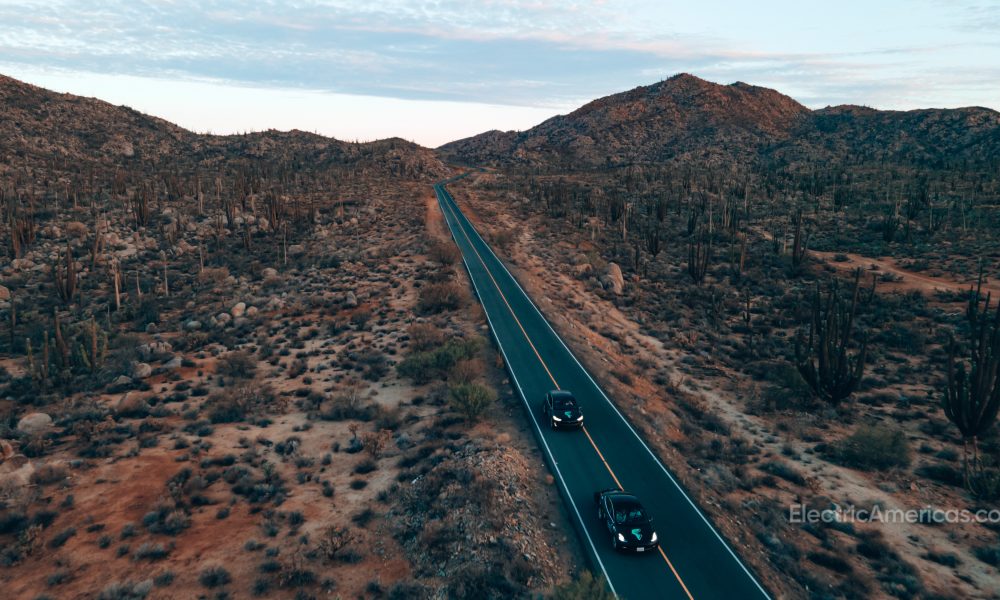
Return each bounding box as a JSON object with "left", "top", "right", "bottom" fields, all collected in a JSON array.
[
  {"left": 617, "top": 533, "right": 625, "bottom": 542},
  {"left": 575, "top": 415, "right": 584, "bottom": 421},
  {"left": 651, "top": 532, "right": 658, "bottom": 543},
  {"left": 552, "top": 415, "right": 563, "bottom": 421}
]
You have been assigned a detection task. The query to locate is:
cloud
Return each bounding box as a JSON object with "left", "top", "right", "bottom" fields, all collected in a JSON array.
[{"left": 0, "top": 0, "right": 997, "bottom": 114}]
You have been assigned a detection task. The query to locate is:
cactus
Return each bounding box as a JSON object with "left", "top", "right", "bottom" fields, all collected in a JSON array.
[
  {"left": 795, "top": 268, "right": 868, "bottom": 404},
  {"left": 687, "top": 229, "right": 710, "bottom": 284},
  {"left": 790, "top": 209, "right": 810, "bottom": 273},
  {"left": 77, "top": 317, "right": 108, "bottom": 373},
  {"left": 944, "top": 269, "right": 1000, "bottom": 490},
  {"left": 53, "top": 241, "right": 78, "bottom": 304}
]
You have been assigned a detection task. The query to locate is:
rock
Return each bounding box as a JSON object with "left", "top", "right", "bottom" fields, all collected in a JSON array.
[
  {"left": 0, "top": 285, "right": 9, "bottom": 301},
  {"left": 603, "top": 262, "right": 625, "bottom": 295},
  {"left": 257, "top": 217, "right": 270, "bottom": 231},
  {"left": 112, "top": 375, "right": 133, "bottom": 387},
  {"left": 573, "top": 263, "right": 592, "bottom": 277},
  {"left": 131, "top": 362, "right": 152, "bottom": 379},
  {"left": 230, "top": 302, "right": 247, "bottom": 318},
  {"left": 245, "top": 306, "right": 259, "bottom": 317},
  {"left": 116, "top": 393, "right": 149, "bottom": 417},
  {"left": 261, "top": 267, "right": 278, "bottom": 279},
  {"left": 17, "top": 413, "right": 53, "bottom": 436},
  {"left": 216, "top": 312, "right": 232, "bottom": 327},
  {"left": 288, "top": 244, "right": 305, "bottom": 256},
  {"left": 0, "top": 439, "right": 15, "bottom": 462},
  {"left": 345, "top": 291, "right": 358, "bottom": 308},
  {"left": 145, "top": 323, "right": 158, "bottom": 334},
  {"left": 185, "top": 320, "right": 202, "bottom": 331},
  {"left": 162, "top": 355, "right": 183, "bottom": 370}
]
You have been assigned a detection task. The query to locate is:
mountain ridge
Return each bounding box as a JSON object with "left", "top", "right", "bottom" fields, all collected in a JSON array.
[{"left": 439, "top": 73, "right": 1000, "bottom": 169}]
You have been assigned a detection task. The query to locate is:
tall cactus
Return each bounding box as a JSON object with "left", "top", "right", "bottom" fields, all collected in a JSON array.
[
  {"left": 53, "top": 241, "right": 78, "bottom": 304},
  {"left": 687, "top": 229, "right": 710, "bottom": 284},
  {"left": 795, "top": 268, "right": 868, "bottom": 404},
  {"left": 944, "top": 270, "right": 1000, "bottom": 489}
]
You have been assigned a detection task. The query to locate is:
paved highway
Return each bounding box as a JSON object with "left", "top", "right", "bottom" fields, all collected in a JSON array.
[{"left": 434, "top": 181, "right": 772, "bottom": 600}]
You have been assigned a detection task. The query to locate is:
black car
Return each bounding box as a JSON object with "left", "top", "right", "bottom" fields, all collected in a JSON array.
[
  {"left": 541, "top": 390, "right": 583, "bottom": 429},
  {"left": 594, "top": 488, "right": 659, "bottom": 552}
]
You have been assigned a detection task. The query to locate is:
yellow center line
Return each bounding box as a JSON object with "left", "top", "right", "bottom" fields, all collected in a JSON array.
[
  {"left": 660, "top": 547, "right": 695, "bottom": 600},
  {"left": 439, "top": 187, "right": 695, "bottom": 600},
  {"left": 582, "top": 425, "right": 623, "bottom": 490}
]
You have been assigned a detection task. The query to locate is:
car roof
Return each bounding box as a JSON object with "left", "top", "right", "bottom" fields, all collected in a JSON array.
[
  {"left": 603, "top": 490, "right": 640, "bottom": 504},
  {"left": 550, "top": 390, "right": 575, "bottom": 399}
]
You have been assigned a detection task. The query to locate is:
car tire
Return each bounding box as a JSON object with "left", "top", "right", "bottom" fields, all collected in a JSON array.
[{"left": 611, "top": 532, "right": 618, "bottom": 551}]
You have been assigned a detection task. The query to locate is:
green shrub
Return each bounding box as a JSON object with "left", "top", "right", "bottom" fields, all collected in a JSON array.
[
  {"left": 448, "top": 383, "right": 496, "bottom": 421},
  {"left": 397, "top": 337, "right": 482, "bottom": 384},
  {"left": 830, "top": 424, "right": 910, "bottom": 470}
]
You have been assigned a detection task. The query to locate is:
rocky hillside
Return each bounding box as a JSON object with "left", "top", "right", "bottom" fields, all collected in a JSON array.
[
  {"left": 0, "top": 74, "right": 447, "bottom": 180},
  {"left": 439, "top": 73, "right": 1000, "bottom": 169}
]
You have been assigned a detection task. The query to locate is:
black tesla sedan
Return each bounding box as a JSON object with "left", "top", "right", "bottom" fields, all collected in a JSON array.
[
  {"left": 541, "top": 390, "right": 584, "bottom": 429},
  {"left": 595, "top": 488, "right": 659, "bottom": 552}
]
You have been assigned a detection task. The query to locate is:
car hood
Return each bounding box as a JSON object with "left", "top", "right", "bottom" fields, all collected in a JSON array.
[
  {"left": 555, "top": 407, "right": 582, "bottom": 420},
  {"left": 618, "top": 520, "right": 655, "bottom": 543}
]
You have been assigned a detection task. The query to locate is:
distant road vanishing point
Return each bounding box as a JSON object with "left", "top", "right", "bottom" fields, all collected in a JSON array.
[{"left": 435, "top": 181, "right": 772, "bottom": 600}]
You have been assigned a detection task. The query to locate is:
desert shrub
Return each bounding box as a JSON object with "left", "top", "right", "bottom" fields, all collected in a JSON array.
[
  {"left": 427, "top": 240, "right": 461, "bottom": 265},
  {"left": 208, "top": 383, "right": 275, "bottom": 424},
  {"left": 397, "top": 337, "right": 482, "bottom": 384},
  {"left": 133, "top": 542, "right": 170, "bottom": 561},
  {"left": 198, "top": 266, "right": 230, "bottom": 285},
  {"left": 319, "top": 393, "right": 379, "bottom": 421},
  {"left": 449, "top": 358, "right": 484, "bottom": 385},
  {"left": 359, "top": 350, "right": 389, "bottom": 381},
  {"left": 830, "top": 424, "right": 910, "bottom": 470},
  {"left": 417, "top": 281, "right": 468, "bottom": 314},
  {"left": 199, "top": 566, "right": 231, "bottom": 588},
  {"left": 808, "top": 551, "right": 853, "bottom": 573},
  {"left": 133, "top": 299, "right": 160, "bottom": 327},
  {"left": 31, "top": 463, "right": 67, "bottom": 485},
  {"left": 448, "top": 383, "right": 496, "bottom": 421},
  {"left": 97, "top": 580, "right": 153, "bottom": 600},
  {"left": 551, "top": 571, "right": 614, "bottom": 600},
  {"left": 759, "top": 461, "right": 807, "bottom": 486},
  {"left": 141, "top": 504, "right": 190, "bottom": 536},
  {"left": 408, "top": 323, "right": 444, "bottom": 352},
  {"left": 48, "top": 527, "right": 76, "bottom": 548},
  {"left": 153, "top": 571, "right": 175, "bottom": 587},
  {"left": 974, "top": 545, "right": 1000, "bottom": 567},
  {"left": 217, "top": 351, "right": 257, "bottom": 380}
]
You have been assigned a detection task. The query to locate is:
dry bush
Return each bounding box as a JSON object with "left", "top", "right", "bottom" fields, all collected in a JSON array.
[
  {"left": 417, "top": 281, "right": 469, "bottom": 314},
  {"left": 830, "top": 424, "right": 911, "bottom": 470},
  {"left": 448, "top": 383, "right": 496, "bottom": 421},
  {"left": 197, "top": 266, "right": 229, "bottom": 284},
  {"left": 207, "top": 383, "right": 277, "bottom": 423},
  {"left": 428, "top": 240, "right": 461, "bottom": 265},
  {"left": 65, "top": 221, "right": 89, "bottom": 238},
  {"left": 449, "top": 358, "right": 485, "bottom": 385},
  {"left": 29, "top": 463, "right": 68, "bottom": 486},
  {"left": 317, "top": 526, "right": 357, "bottom": 560},
  {"left": 361, "top": 429, "right": 393, "bottom": 458},
  {"left": 408, "top": 323, "right": 445, "bottom": 352},
  {"left": 217, "top": 350, "right": 257, "bottom": 380}
]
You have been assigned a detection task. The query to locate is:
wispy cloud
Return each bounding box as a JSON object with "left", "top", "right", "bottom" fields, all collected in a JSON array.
[{"left": 0, "top": 0, "right": 997, "bottom": 115}]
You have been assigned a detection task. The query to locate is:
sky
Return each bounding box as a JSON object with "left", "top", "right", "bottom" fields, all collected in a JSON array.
[{"left": 1, "top": 0, "right": 998, "bottom": 147}]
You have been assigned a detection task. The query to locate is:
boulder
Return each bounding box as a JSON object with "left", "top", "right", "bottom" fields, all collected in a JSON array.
[
  {"left": 245, "top": 306, "right": 259, "bottom": 317},
  {"left": 345, "top": 291, "right": 359, "bottom": 308},
  {"left": 216, "top": 312, "right": 232, "bottom": 327},
  {"left": 288, "top": 244, "right": 305, "bottom": 256},
  {"left": 261, "top": 267, "right": 279, "bottom": 279},
  {"left": 131, "top": 362, "right": 153, "bottom": 379},
  {"left": 112, "top": 375, "right": 133, "bottom": 387},
  {"left": 162, "top": 355, "right": 183, "bottom": 370},
  {"left": 185, "top": 320, "right": 202, "bottom": 331},
  {"left": 17, "top": 413, "right": 53, "bottom": 436},
  {"left": 116, "top": 393, "right": 149, "bottom": 417},
  {"left": 603, "top": 262, "right": 625, "bottom": 295},
  {"left": 231, "top": 302, "right": 247, "bottom": 318},
  {"left": 0, "top": 285, "right": 9, "bottom": 301}
]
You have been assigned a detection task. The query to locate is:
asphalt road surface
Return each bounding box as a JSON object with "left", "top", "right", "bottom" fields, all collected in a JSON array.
[{"left": 435, "top": 181, "right": 772, "bottom": 600}]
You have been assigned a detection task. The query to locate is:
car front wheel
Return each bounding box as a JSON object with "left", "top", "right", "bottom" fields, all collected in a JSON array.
[{"left": 611, "top": 532, "right": 618, "bottom": 550}]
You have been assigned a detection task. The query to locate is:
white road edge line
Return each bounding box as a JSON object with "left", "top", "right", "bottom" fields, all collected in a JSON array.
[
  {"left": 441, "top": 185, "right": 772, "bottom": 600},
  {"left": 434, "top": 186, "right": 618, "bottom": 597}
]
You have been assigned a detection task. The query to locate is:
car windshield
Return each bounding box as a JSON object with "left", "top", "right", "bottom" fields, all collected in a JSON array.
[
  {"left": 554, "top": 396, "right": 577, "bottom": 410},
  {"left": 612, "top": 500, "right": 647, "bottom": 524}
]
